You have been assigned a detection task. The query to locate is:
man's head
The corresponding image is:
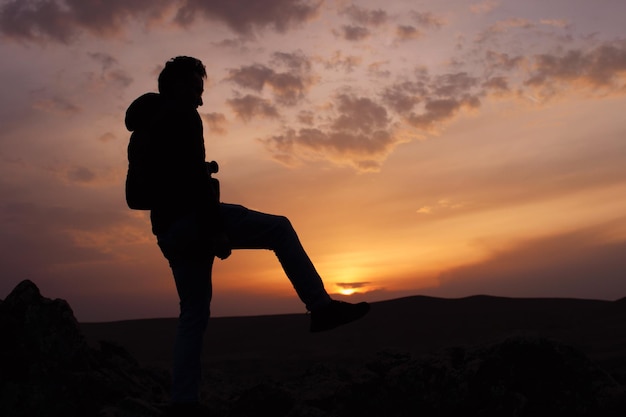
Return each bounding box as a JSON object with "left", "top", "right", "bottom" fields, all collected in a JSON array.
[{"left": 158, "top": 56, "right": 206, "bottom": 108}]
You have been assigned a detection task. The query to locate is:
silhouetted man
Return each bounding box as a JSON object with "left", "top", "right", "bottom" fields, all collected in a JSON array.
[{"left": 125, "top": 56, "right": 369, "bottom": 416}]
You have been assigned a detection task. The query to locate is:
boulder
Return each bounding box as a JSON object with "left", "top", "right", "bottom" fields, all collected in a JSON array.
[{"left": 0, "top": 280, "right": 168, "bottom": 417}]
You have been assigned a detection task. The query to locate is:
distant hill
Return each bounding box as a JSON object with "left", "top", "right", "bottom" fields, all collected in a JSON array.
[{"left": 81, "top": 294, "right": 626, "bottom": 382}]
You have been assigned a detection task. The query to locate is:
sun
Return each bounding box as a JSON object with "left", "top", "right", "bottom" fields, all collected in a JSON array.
[{"left": 338, "top": 288, "right": 356, "bottom": 296}]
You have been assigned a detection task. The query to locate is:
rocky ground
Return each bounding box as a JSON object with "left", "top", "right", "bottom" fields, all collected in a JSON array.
[{"left": 2, "top": 280, "right": 626, "bottom": 416}]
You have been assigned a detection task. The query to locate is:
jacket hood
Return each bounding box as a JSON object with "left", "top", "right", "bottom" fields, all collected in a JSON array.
[{"left": 125, "top": 92, "right": 162, "bottom": 132}]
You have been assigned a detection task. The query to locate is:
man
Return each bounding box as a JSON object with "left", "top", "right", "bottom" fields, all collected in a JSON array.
[{"left": 125, "top": 56, "right": 369, "bottom": 416}]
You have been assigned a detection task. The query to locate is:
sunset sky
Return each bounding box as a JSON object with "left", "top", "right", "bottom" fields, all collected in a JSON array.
[{"left": 1, "top": 0, "right": 626, "bottom": 322}]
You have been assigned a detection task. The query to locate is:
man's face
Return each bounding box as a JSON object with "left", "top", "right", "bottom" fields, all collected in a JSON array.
[
  {"left": 192, "top": 75, "right": 204, "bottom": 108},
  {"left": 189, "top": 73, "right": 204, "bottom": 108},
  {"left": 175, "top": 73, "right": 204, "bottom": 108}
]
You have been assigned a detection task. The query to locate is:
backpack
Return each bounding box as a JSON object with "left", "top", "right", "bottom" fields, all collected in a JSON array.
[{"left": 125, "top": 131, "right": 160, "bottom": 210}]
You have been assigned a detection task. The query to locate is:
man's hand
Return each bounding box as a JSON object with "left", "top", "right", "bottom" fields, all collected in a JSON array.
[{"left": 213, "top": 233, "right": 231, "bottom": 260}]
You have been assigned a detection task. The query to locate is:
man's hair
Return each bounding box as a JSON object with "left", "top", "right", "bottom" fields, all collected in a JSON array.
[{"left": 158, "top": 56, "right": 207, "bottom": 96}]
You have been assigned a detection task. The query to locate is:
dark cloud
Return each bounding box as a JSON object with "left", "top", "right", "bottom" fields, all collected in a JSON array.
[
  {"left": 410, "top": 11, "right": 445, "bottom": 29},
  {"left": 406, "top": 96, "right": 481, "bottom": 130},
  {"left": 177, "top": 0, "right": 322, "bottom": 36},
  {"left": 261, "top": 93, "right": 400, "bottom": 171},
  {"left": 484, "top": 50, "right": 525, "bottom": 72},
  {"left": 226, "top": 64, "right": 275, "bottom": 91},
  {"left": 331, "top": 94, "right": 390, "bottom": 133},
  {"left": 395, "top": 25, "right": 422, "bottom": 42},
  {"left": 226, "top": 53, "right": 315, "bottom": 106},
  {"left": 337, "top": 282, "right": 371, "bottom": 289},
  {"left": 227, "top": 94, "right": 279, "bottom": 121},
  {"left": 297, "top": 110, "right": 315, "bottom": 126},
  {"left": 87, "top": 52, "right": 133, "bottom": 88},
  {"left": 338, "top": 25, "right": 371, "bottom": 42},
  {"left": 66, "top": 166, "right": 97, "bottom": 184},
  {"left": 271, "top": 50, "right": 312, "bottom": 73},
  {"left": 341, "top": 5, "right": 388, "bottom": 27},
  {"left": 432, "top": 222, "right": 626, "bottom": 300},
  {"left": 525, "top": 41, "right": 626, "bottom": 91},
  {"left": 432, "top": 72, "right": 480, "bottom": 97},
  {"left": 322, "top": 51, "right": 362, "bottom": 73},
  {"left": 202, "top": 112, "right": 228, "bottom": 135},
  {"left": 88, "top": 52, "right": 118, "bottom": 70},
  {"left": 380, "top": 71, "right": 482, "bottom": 130},
  {"left": 381, "top": 81, "right": 427, "bottom": 113},
  {"left": 482, "top": 76, "right": 510, "bottom": 92},
  {"left": 0, "top": 0, "right": 322, "bottom": 43}
]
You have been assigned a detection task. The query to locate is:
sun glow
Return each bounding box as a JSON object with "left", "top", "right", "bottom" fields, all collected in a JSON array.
[{"left": 338, "top": 287, "right": 357, "bottom": 296}]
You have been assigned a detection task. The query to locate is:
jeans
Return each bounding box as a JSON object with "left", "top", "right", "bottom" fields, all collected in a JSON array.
[{"left": 156, "top": 203, "right": 332, "bottom": 403}]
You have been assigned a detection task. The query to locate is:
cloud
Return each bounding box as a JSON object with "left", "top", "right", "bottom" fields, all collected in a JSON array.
[
  {"left": 475, "top": 18, "right": 535, "bottom": 44},
  {"left": 337, "top": 282, "right": 371, "bottom": 289},
  {"left": 432, "top": 222, "right": 626, "bottom": 300},
  {"left": 271, "top": 50, "right": 312, "bottom": 73},
  {"left": 261, "top": 93, "right": 402, "bottom": 171},
  {"left": 226, "top": 64, "right": 275, "bottom": 91},
  {"left": 32, "top": 96, "right": 81, "bottom": 115},
  {"left": 321, "top": 51, "right": 362, "bottom": 73},
  {"left": 66, "top": 166, "right": 97, "bottom": 184},
  {"left": 469, "top": 0, "right": 501, "bottom": 15},
  {"left": 539, "top": 19, "right": 570, "bottom": 29},
  {"left": 389, "top": 72, "right": 482, "bottom": 130},
  {"left": 341, "top": 5, "right": 388, "bottom": 27},
  {"left": 525, "top": 41, "right": 626, "bottom": 94},
  {"left": 227, "top": 94, "right": 280, "bottom": 121},
  {"left": 296, "top": 110, "right": 315, "bottom": 125},
  {"left": 98, "top": 132, "right": 117, "bottom": 143},
  {"left": 176, "top": 0, "right": 323, "bottom": 36},
  {"left": 255, "top": 36, "right": 626, "bottom": 171},
  {"left": 484, "top": 50, "right": 526, "bottom": 72},
  {"left": 416, "top": 199, "right": 465, "bottom": 215},
  {"left": 202, "top": 112, "right": 228, "bottom": 135},
  {"left": 406, "top": 96, "right": 480, "bottom": 130},
  {"left": 0, "top": 0, "right": 322, "bottom": 43},
  {"left": 410, "top": 11, "right": 445, "bottom": 29},
  {"left": 395, "top": 25, "right": 423, "bottom": 42},
  {"left": 88, "top": 51, "right": 118, "bottom": 70},
  {"left": 482, "top": 76, "right": 510, "bottom": 93},
  {"left": 332, "top": 94, "right": 390, "bottom": 133},
  {"left": 338, "top": 25, "right": 371, "bottom": 41},
  {"left": 226, "top": 52, "right": 315, "bottom": 106}
]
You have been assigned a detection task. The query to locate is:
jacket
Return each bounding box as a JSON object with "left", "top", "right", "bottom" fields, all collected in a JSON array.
[{"left": 124, "top": 92, "right": 221, "bottom": 235}]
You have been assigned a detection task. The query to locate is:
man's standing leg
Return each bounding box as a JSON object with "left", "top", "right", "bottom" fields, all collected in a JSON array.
[
  {"left": 157, "top": 215, "right": 214, "bottom": 408},
  {"left": 170, "top": 257, "right": 213, "bottom": 404}
]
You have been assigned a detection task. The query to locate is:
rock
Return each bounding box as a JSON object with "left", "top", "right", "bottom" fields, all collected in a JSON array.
[
  {"left": 0, "top": 280, "right": 168, "bottom": 417},
  {"left": 221, "top": 337, "right": 626, "bottom": 417}
]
